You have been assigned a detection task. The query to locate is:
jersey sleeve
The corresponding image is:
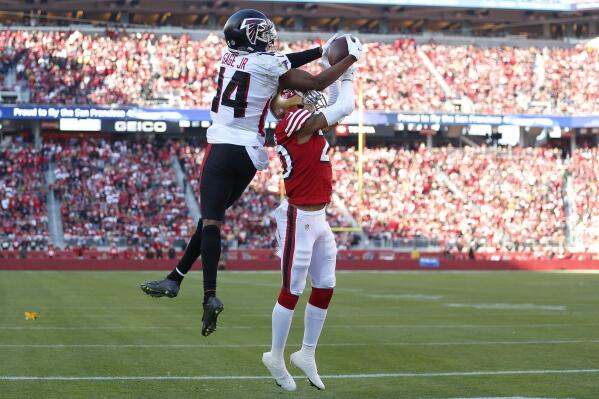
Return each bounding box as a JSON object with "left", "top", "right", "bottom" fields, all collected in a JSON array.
[
  {"left": 257, "top": 52, "right": 291, "bottom": 77},
  {"left": 283, "top": 109, "right": 312, "bottom": 137},
  {"left": 274, "top": 109, "right": 313, "bottom": 145}
]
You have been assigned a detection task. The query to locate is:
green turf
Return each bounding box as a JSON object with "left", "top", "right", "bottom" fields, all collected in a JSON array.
[{"left": 1, "top": 270, "right": 598, "bottom": 399}]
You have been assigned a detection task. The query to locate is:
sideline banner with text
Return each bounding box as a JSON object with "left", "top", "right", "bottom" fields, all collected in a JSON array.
[{"left": 2, "top": 105, "right": 598, "bottom": 128}]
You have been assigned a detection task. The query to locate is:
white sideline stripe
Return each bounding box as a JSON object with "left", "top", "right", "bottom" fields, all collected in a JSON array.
[
  {"left": 445, "top": 303, "right": 566, "bottom": 311},
  {"left": 2, "top": 369, "right": 599, "bottom": 381},
  {"left": 365, "top": 294, "right": 443, "bottom": 300},
  {"left": 0, "top": 323, "right": 592, "bottom": 330},
  {"left": 2, "top": 339, "right": 599, "bottom": 348}
]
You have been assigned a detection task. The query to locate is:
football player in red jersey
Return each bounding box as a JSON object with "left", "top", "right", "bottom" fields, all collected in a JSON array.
[{"left": 261, "top": 65, "right": 356, "bottom": 391}]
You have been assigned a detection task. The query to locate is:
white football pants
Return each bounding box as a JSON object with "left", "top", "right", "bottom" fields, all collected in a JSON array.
[{"left": 274, "top": 200, "right": 337, "bottom": 295}]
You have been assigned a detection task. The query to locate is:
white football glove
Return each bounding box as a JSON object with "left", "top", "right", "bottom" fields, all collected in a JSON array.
[
  {"left": 345, "top": 35, "right": 362, "bottom": 61},
  {"left": 320, "top": 33, "right": 339, "bottom": 68}
]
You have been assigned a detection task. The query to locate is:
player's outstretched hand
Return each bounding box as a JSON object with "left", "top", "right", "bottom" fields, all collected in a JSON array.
[
  {"left": 320, "top": 33, "right": 339, "bottom": 68},
  {"left": 346, "top": 35, "right": 363, "bottom": 62}
]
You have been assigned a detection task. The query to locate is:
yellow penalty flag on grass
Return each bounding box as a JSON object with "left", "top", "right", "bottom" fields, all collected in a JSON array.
[{"left": 24, "top": 311, "right": 38, "bottom": 320}]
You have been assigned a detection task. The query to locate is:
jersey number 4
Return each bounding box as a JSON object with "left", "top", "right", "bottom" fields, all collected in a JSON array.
[{"left": 211, "top": 67, "right": 251, "bottom": 118}]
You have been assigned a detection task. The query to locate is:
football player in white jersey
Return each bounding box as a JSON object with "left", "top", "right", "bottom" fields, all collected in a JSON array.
[{"left": 141, "top": 9, "right": 363, "bottom": 337}]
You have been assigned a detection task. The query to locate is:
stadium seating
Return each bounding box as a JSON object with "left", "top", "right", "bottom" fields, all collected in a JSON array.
[
  {"left": 422, "top": 43, "right": 599, "bottom": 114},
  {"left": 421, "top": 43, "right": 537, "bottom": 114},
  {"left": 3, "top": 139, "right": 591, "bottom": 256},
  {"left": 50, "top": 139, "right": 193, "bottom": 248},
  {"left": 330, "top": 145, "right": 568, "bottom": 253},
  {"left": 1, "top": 28, "right": 597, "bottom": 254},
  {"left": 1, "top": 30, "right": 598, "bottom": 114},
  {"left": 570, "top": 148, "right": 599, "bottom": 248},
  {"left": 0, "top": 142, "right": 49, "bottom": 251}
]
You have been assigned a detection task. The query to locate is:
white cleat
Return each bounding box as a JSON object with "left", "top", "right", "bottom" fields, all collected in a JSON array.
[
  {"left": 262, "top": 352, "right": 297, "bottom": 391},
  {"left": 290, "top": 350, "right": 325, "bottom": 390}
]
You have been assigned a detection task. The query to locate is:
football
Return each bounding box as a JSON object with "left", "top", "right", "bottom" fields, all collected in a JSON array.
[{"left": 327, "top": 35, "right": 349, "bottom": 65}]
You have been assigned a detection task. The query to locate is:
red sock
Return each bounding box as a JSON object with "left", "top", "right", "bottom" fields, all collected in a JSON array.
[
  {"left": 308, "top": 287, "right": 334, "bottom": 310},
  {"left": 278, "top": 287, "right": 299, "bottom": 310}
]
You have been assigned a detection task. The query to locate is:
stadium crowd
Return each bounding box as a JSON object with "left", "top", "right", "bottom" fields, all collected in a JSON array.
[
  {"left": 3, "top": 138, "right": 593, "bottom": 256},
  {"left": 0, "top": 142, "right": 49, "bottom": 252},
  {"left": 570, "top": 148, "right": 599, "bottom": 249},
  {"left": 422, "top": 43, "right": 599, "bottom": 114},
  {"left": 330, "top": 145, "right": 568, "bottom": 254},
  {"left": 1, "top": 30, "right": 598, "bottom": 114},
  {"left": 49, "top": 139, "right": 193, "bottom": 248}
]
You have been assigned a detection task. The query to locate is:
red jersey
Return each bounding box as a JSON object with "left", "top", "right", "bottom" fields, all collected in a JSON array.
[{"left": 274, "top": 108, "right": 332, "bottom": 206}]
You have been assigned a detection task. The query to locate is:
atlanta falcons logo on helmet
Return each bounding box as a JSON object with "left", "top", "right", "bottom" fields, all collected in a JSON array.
[
  {"left": 240, "top": 18, "right": 268, "bottom": 45},
  {"left": 239, "top": 18, "right": 276, "bottom": 46}
]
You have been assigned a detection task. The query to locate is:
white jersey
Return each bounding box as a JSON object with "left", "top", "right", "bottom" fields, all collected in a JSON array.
[{"left": 207, "top": 48, "right": 291, "bottom": 147}]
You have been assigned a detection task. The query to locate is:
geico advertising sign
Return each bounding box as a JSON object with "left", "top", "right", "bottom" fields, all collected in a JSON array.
[{"left": 114, "top": 120, "right": 168, "bottom": 133}]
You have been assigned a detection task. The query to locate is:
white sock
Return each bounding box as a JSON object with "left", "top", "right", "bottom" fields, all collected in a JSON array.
[
  {"left": 271, "top": 302, "right": 294, "bottom": 361},
  {"left": 301, "top": 303, "right": 328, "bottom": 356}
]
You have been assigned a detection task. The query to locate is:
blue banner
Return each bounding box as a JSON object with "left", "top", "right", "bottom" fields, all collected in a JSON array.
[
  {"left": 419, "top": 258, "right": 440, "bottom": 268},
  {"left": 394, "top": 112, "right": 599, "bottom": 128},
  {"left": 0, "top": 105, "right": 211, "bottom": 122},
  {"left": 1, "top": 105, "right": 598, "bottom": 128}
]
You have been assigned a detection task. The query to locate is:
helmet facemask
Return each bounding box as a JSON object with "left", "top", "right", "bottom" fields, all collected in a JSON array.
[
  {"left": 258, "top": 19, "right": 277, "bottom": 51},
  {"left": 302, "top": 90, "right": 327, "bottom": 112},
  {"left": 271, "top": 89, "right": 327, "bottom": 120}
]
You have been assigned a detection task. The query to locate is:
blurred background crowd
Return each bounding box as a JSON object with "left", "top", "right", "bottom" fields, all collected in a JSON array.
[{"left": 1, "top": 30, "right": 598, "bottom": 114}]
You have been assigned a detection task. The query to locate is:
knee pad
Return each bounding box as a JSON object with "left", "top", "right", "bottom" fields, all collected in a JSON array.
[
  {"left": 308, "top": 287, "right": 334, "bottom": 310},
  {"left": 278, "top": 287, "right": 300, "bottom": 310}
]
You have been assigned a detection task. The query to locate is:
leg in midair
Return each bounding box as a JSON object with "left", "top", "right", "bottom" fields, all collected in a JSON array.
[
  {"left": 167, "top": 218, "right": 204, "bottom": 284},
  {"left": 200, "top": 220, "right": 224, "bottom": 337},
  {"left": 139, "top": 218, "right": 204, "bottom": 298},
  {"left": 200, "top": 145, "right": 256, "bottom": 336}
]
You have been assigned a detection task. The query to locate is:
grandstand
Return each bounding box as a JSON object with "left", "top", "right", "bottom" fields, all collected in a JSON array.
[
  {"left": 0, "top": 0, "right": 598, "bottom": 261},
  {"left": 3, "top": 3, "right": 599, "bottom": 399},
  {"left": 1, "top": 30, "right": 598, "bottom": 113}
]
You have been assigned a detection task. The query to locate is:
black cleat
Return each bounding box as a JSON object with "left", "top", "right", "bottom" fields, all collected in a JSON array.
[
  {"left": 140, "top": 278, "right": 180, "bottom": 298},
  {"left": 201, "top": 296, "right": 224, "bottom": 336}
]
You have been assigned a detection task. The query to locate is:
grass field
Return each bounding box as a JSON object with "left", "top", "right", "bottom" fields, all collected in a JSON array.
[{"left": 1, "top": 270, "right": 598, "bottom": 399}]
